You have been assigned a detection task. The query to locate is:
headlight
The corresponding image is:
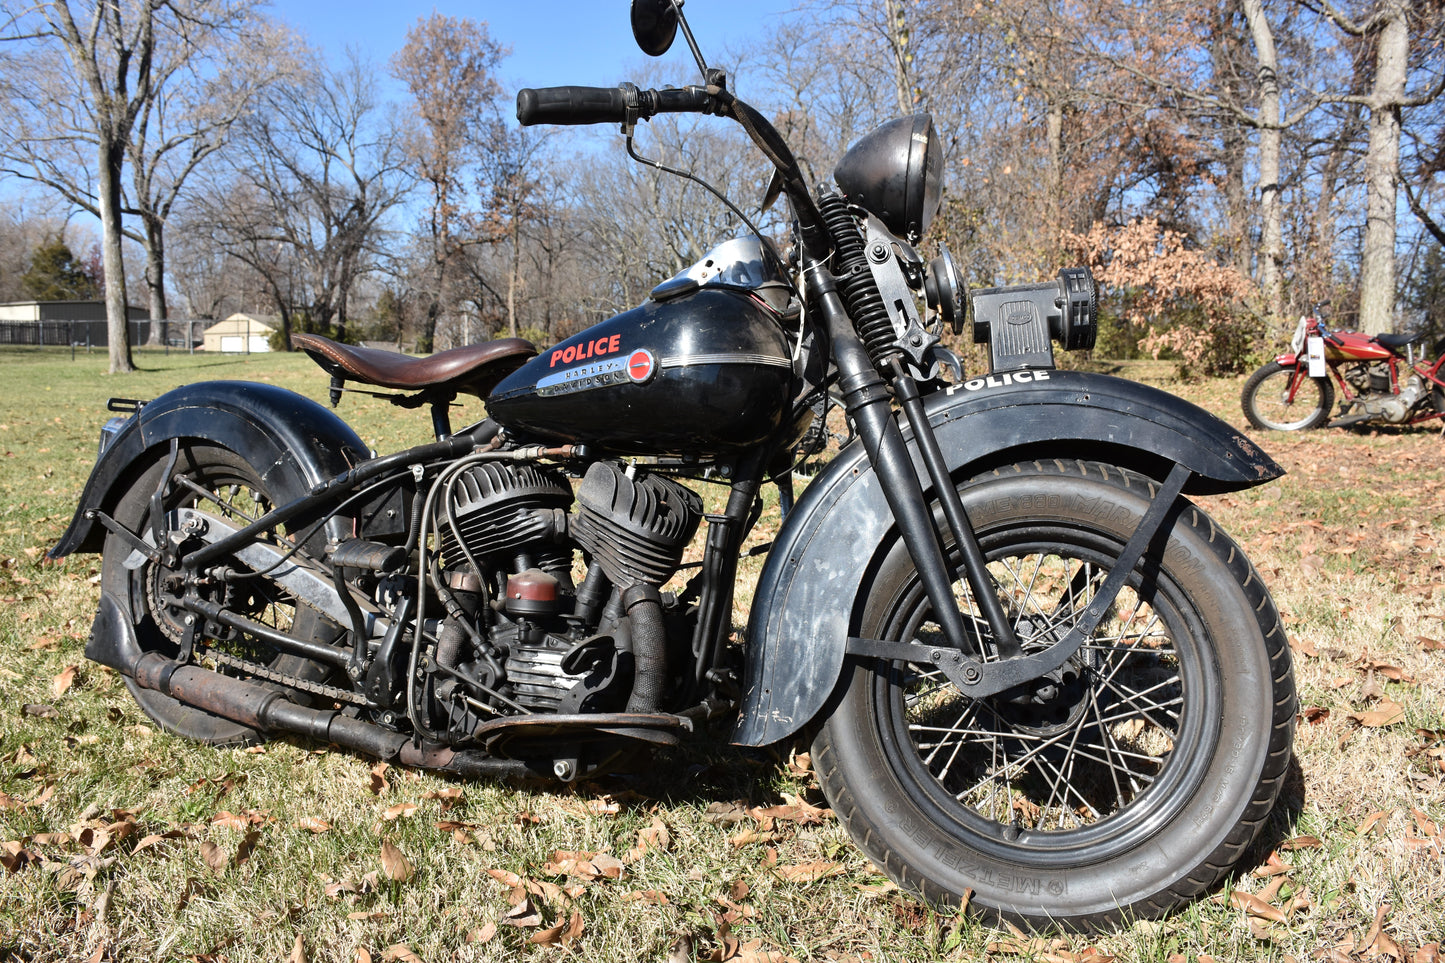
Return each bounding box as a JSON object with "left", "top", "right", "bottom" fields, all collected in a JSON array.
[{"left": 833, "top": 113, "right": 943, "bottom": 242}]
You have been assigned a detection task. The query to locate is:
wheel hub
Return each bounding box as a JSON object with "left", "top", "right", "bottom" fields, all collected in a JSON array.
[{"left": 990, "top": 616, "right": 1098, "bottom": 736}]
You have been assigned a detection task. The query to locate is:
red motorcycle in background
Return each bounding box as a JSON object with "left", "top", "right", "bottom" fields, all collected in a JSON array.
[{"left": 1242, "top": 309, "right": 1445, "bottom": 431}]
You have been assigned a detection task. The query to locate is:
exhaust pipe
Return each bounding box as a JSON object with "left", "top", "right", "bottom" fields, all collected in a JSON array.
[{"left": 88, "top": 592, "right": 538, "bottom": 779}]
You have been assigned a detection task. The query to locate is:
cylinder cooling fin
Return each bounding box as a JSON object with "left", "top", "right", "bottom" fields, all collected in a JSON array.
[
  {"left": 571, "top": 461, "right": 702, "bottom": 588},
  {"left": 441, "top": 462, "right": 573, "bottom": 566}
]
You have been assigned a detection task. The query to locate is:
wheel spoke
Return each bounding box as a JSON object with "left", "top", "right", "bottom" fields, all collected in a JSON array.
[{"left": 893, "top": 538, "right": 1193, "bottom": 835}]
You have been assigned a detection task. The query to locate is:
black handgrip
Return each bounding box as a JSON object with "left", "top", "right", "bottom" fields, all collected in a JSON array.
[{"left": 516, "top": 86, "right": 628, "bottom": 126}]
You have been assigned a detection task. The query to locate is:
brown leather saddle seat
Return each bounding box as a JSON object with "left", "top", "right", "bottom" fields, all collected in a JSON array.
[{"left": 292, "top": 333, "right": 536, "bottom": 400}]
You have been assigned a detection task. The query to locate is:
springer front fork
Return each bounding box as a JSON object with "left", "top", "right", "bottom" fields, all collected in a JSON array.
[{"left": 802, "top": 255, "right": 1192, "bottom": 697}]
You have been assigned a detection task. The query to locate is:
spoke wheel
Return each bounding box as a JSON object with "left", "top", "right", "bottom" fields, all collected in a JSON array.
[
  {"left": 100, "top": 443, "right": 337, "bottom": 745},
  {"left": 1241, "top": 361, "right": 1334, "bottom": 430},
  {"left": 813, "top": 460, "right": 1295, "bottom": 929},
  {"left": 888, "top": 538, "right": 1208, "bottom": 849}
]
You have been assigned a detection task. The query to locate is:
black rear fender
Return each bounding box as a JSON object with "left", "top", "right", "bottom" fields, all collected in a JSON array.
[
  {"left": 51, "top": 380, "right": 370, "bottom": 558},
  {"left": 732, "top": 369, "right": 1281, "bottom": 747}
]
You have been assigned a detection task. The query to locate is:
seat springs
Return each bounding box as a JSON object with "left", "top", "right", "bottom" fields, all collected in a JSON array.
[{"left": 819, "top": 191, "right": 899, "bottom": 367}]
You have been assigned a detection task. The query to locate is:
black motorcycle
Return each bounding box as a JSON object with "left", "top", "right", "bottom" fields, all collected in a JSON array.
[{"left": 52, "top": 0, "right": 1294, "bottom": 930}]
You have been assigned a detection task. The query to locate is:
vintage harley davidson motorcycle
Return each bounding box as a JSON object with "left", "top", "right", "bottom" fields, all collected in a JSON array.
[
  {"left": 51, "top": 0, "right": 1295, "bottom": 930},
  {"left": 1242, "top": 307, "right": 1445, "bottom": 431}
]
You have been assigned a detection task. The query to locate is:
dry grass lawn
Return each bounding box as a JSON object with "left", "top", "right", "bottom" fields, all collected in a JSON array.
[{"left": 0, "top": 348, "right": 1441, "bottom": 962}]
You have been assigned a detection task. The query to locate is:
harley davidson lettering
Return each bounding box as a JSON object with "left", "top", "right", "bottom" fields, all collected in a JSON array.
[
  {"left": 947, "top": 369, "right": 1051, "bottom": 394},
  {"left": 535, "top": 356, "right": 632, "bottom": 396},
  {"left": 549, "top": 333, "right": 623, "bottom": 368}
]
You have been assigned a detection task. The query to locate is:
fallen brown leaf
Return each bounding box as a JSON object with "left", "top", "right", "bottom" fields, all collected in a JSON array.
[
  {"left": 1411, "top": 808, "right": 1439, "bottom": 839},
  {"left": 730, "top": 827, "right": 777, "bottom": 848},
  {"left": 1230, "top": 890, "right": 1288, "bottom": 924},
  {"left": 466, "top": 922, "right": 497, "bottom": 944},
  {"left": 1280, "top": 835, "right": 1323, "bottom": 850},
  {"left": 52, "top": 665, "right": 77, "bottom": 697},
  {"left": 591, "top": 852, "right": 625, "bottom": 879},
  {"left": 379, "top": 840, "right": 414, "bottom": 883},
  {"left": 774, "top": 861, "right": 844, "bottom": 884},
  {"left": 1356, "top": 810, "right": 1392, "bottom": 836},
  {"left": 667, "top": 935, "right": 694, "bottom": 963},
  {"left": 619, "top": 889, "right": 670, "bottom": 905},
  {"left": 1350, "top": 701, "right": 1406, "bottom": 728},
  {"left": 485, "top": 867, "right": 523, "bottom": 887},
  {"left": 503, "top": 896, "right": 543, "bottom": 928},
  {"left": 199, "top": 840, "right": 228, "bottom": 875},
  {"left": 284, "top": 934, "right": 306, "bottom": 963},
  {"left": 751, "top": 795, "right": 831, "bottom": 825},
  {"left": 1290, "top": 636, "right": 1319, "bottom": 658},
  {"left": 530, "top": 910, "right": 584, "bottom": 946},
  {"left": 703, "top": 801, "right": 750, "bottom": 825},
  {"left": 1365, "top": 904, "right": 1403, "bottom": 960}
]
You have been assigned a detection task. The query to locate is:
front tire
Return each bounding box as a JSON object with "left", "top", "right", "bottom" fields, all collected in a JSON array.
[
  {"left": 812, "top": 460, "right": 1295, "bottom": 929},
  {"left": 1241, "top": 361, "right": 1334, "bottom": 430}
]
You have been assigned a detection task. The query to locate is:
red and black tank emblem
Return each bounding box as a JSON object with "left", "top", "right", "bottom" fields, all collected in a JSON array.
[{"left": 626, "top": 348, "right": 656, "bottom": 384}]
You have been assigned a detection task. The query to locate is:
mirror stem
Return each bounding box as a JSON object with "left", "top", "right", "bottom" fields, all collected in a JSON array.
[{"left": 671, "top": 1, "right": 711, "bottom": 77}]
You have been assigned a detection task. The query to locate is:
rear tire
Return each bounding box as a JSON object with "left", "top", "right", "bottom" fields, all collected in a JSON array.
[
  {"left": 100, "top": 443, "right": 336, "bottom": 746},
  {"left": 1241, "top": 361, "right": 1334, "bottom": 430},
  {"left": 812, "top": 460, "right": 1295, "bottom": 929}
]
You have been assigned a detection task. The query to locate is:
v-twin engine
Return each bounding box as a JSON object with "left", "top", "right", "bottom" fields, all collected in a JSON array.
[{"left": 438, "top": 458, "right": 701, "bottom": 715}]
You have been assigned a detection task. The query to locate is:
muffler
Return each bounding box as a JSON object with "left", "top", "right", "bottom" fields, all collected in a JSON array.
[{"left": 87, "top": 592, "right": 537, "bottom": 778}]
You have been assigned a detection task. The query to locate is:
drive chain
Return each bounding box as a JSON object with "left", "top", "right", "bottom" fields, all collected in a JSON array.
[{"left": 203, "top": 648, "right": 371, "bottom": 707}]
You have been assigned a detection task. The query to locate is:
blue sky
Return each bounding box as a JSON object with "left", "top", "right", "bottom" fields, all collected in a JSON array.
[{"left": 277, "top": 1, "right": 796, "bottom": 93}]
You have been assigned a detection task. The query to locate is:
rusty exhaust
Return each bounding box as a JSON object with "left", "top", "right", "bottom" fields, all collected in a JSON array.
[{"left": 88, "top": 592, "right": 539, "bottom": 779}]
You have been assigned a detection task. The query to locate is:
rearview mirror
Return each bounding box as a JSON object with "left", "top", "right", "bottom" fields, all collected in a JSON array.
[{"left": 631, "top": 0, "right": 679, "bottom": 57}]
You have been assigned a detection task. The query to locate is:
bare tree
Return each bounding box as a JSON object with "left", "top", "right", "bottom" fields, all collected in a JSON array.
[
  {"left": 1311, "top": 0, "right": 1445, "bottom": 332},
  {"left": 0, "top": 0, "right": 264, "bottom": 371},
  {"left": 391, "top": 12, "right": 505, "bottom": 351},
  {"left": 205, "top": 50, "right": 411, "bottom": 345},
  {"left": 123, "top": 13, "right": 294, "bottom": 343}
]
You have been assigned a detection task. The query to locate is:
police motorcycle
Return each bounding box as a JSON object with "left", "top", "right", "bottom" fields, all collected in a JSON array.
[{"left": 51, "top": 0, "right": 1295, "bottom": 930}]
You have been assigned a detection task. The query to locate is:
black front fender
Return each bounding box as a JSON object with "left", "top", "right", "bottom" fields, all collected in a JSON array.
[
  {"left": 732, "top": 369, "right": 1280, "bottom": 747},
  {"left": 51, "top": 380, "right": 370, "bottom": 558}
]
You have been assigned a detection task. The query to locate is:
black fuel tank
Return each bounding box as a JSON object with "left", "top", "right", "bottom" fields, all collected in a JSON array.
[{"left": 486, "top": 288, "right": 796, "bottom": 458}]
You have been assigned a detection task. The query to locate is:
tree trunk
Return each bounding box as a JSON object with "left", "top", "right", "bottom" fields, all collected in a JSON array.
[
  {"left": 97, "top": 140, "right": 135, "bottom": 373},
  {"left": 1357, "top": 0, "right": 1409, "bottom": 335},
  {"left": 143, "top": 217, "right": 169, "bottom": 346},
  {"left": 1306, "top": 105, "right": 1359, "bottom": 313},
  {"left": 1242, "top": 0, "right": 1285, "bottom": 322},
  {"left": 884, "top": 0, "right": 916, "bottom": 115},
  {"left": 507, "top": 216, "right": 520, "bottom": 339}
]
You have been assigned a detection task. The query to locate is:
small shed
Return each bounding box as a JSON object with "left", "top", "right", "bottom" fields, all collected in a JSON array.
[{"left": 203, "top": 313, "right": 276, "bottom": 353}]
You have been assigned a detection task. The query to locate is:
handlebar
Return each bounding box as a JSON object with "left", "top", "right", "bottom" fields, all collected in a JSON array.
[
  {"left": 516, "top": 80, "right": 828, "bottom": 257},
  {"left": 516, "top": 84, "right": 712, "bottom": 127}
]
